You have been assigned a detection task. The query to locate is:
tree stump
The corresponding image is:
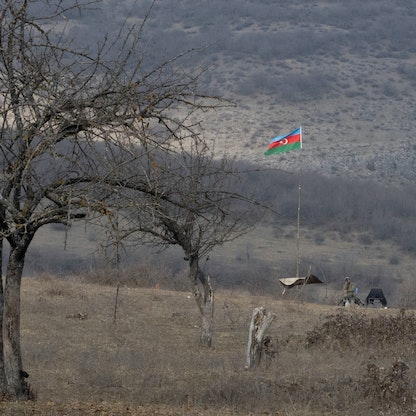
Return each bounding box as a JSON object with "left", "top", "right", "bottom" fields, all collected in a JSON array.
[{"left": 245, "top": 307, "right": 274, "bottom": 369}]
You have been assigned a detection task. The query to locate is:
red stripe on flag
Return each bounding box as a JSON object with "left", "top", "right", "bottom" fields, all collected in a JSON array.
[{"left": 268, "top": 133, "right": 301, "bottom": 150}]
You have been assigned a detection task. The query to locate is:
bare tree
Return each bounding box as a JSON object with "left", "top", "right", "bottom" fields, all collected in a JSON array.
[
  {"left": 0, "top": 0, "right": 222, "bottom": 398},
  {"left": 111, "top": 137, "right": 259, "bottom": 347}
]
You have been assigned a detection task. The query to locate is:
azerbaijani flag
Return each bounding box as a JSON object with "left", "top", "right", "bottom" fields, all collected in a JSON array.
[{"left": 264, "top": 127, "right": 302, "bottom": 156}]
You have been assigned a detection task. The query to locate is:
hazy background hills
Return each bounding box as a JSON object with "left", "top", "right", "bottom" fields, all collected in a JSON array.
[
  {"left": 21, "top": 0, "right": 416, "bottom": 306},
  {"left": 64, "top": 0, "right": 416, "bottom": 184}
]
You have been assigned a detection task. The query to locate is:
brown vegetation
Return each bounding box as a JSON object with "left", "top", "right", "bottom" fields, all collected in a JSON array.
[{"left": 0, "top": 277, "right": 413, "bottom": 415}]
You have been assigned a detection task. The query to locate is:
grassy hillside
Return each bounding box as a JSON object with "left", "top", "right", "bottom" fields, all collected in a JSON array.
[
  {"left": 16, "top": 0, "right": 416, "bottom": 304},
  {"left": 1, "top": 277, "right": 414, "bottom": 415},
  {"left": 39, "top": 0, "right": 416, "bottom": 184},
  {"left": 24, "top": 191, "right": 416, "bottom": 310},
  {"left": 96, "top": 0, "right": 416, "bottom": 184}
]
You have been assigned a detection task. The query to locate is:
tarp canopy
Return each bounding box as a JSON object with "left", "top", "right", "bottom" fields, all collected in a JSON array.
[{"left": 279, "top": 274, "right": 323, "bottom": 289}]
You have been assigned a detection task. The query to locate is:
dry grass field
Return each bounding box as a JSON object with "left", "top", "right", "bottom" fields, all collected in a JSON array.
[
  {"left": 0, "top": 276, "right": 414, "bottom": 415},
  {"left": 2, "top": 2, "right": 416, "bottom": 414}
]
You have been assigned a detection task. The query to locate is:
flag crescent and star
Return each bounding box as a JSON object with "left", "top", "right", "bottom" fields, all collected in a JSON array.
[{"left": 264, "top": 127, "right": 302, "bottom": 156}]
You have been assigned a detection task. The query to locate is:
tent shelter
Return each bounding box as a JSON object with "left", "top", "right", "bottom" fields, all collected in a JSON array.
[
  {"left": 279, "top": 274, "right": 323, "bottom": 294},
  {"left": 366, "top": 288, "right": 388, "bottom": 308}
]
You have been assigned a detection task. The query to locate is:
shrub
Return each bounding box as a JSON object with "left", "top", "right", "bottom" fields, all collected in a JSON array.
[
  {"left": 305, "top": 309, "right": 416, "bottom": 349},
  {"left": 361, "top": 358, "right": 412, "bottom": 410}
]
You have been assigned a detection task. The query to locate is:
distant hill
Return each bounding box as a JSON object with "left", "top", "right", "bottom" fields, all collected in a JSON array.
[{"left": 64, "top": 0, "right": 416, "bottom": 185}]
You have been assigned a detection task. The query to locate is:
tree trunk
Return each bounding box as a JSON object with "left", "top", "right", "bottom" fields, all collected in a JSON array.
[
  {"left": 189, "top": 256, "right": 214, "bottom": 347},
  {"left": 0, "top": 238, "right": 7, "bottom": 397},
  {"left": 245, "top": 307, "right": 274, "bottom": 369},
  {"left": 3, "top": 244, "right": 29, "bottom": 398},
  {"left": 199, "top": 278, "right": 214, "bottom": 347}
]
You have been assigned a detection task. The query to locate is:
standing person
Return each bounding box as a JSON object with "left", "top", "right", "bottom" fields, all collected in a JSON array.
[{"left": 342, "top": 276, "right": 355, "bottom": 306}]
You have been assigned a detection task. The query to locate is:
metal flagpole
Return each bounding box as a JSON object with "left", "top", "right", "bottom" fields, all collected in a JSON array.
[
  {"left": 264, "top": 126, "right": 303, "bottom": 282},
  {"left": 296, "top": 167, "right": 302, "bottom": 278}
]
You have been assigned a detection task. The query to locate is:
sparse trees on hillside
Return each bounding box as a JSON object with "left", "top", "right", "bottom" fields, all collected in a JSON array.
[{"left": 0, "top": 0, "right": 226, "bottom": 398}]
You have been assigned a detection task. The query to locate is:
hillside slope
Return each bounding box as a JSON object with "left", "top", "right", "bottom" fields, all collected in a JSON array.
[{"left": 77, "top": 0, "right": 416, "bottom": 184}]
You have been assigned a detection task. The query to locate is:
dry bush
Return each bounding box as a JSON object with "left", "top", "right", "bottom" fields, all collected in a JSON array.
[
  {"left": 361, "top": 358, "right": 412, "bottom": 410},
  {"left": 305, "top": 308, "right": 416, "bottom": 349},
  {"left": 302, "top": 309, "right": 416, "bottom": 414}
]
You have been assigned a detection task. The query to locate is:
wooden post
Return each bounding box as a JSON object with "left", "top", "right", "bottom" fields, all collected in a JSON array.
[{"left": 245, "top": 307, "right": 274, "bottom": 369}]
